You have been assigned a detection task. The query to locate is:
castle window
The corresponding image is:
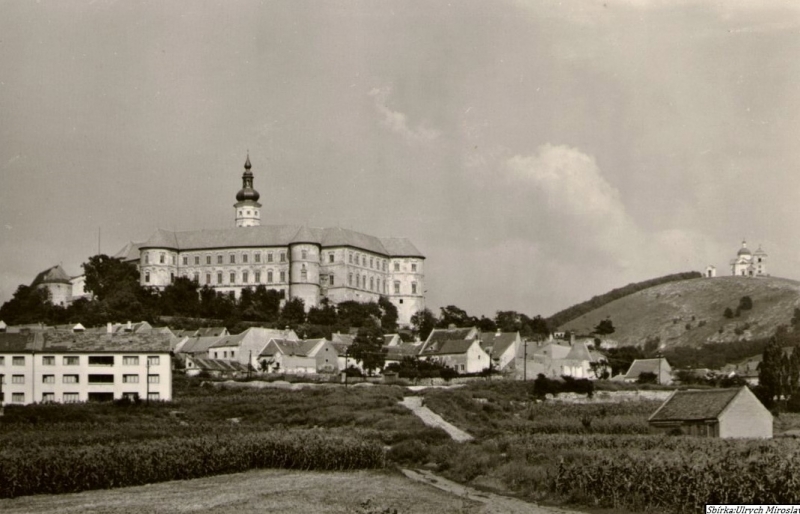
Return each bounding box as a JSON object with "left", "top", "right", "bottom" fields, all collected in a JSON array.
[
  {"left": 160, "top": 254, "right": 165, "bottom": 264},
  {"left": 330, "top": 275, "right": 334, "bottom": 286},
  {"left": 243, "top": 271, "right": 249, "bottom": 283},
  {"left": 218, "top": 255, "right": 223, "bottom": 264},
  {"left": 370, "top": 257, "right": 374, "bottom": 268},
  {"left": 412, "top": 282, "right": 417, "bottom": 294},
  {"left": 348, "top": 273, "right": 352, "bottom": 286},
  {"left": 301, "top": 267, "right": 308, "bottom": 281},
  {"left": 246, "top": 210, "right": 251, "bottom": 215},
  {"left": 230, "top": 255, "right": 236, "bottom": 264},
  {"left": 268, "top": 253, "right": 274, "bottom": 263},
  {"left": 206, "top": 256, "right": 211, "bottom": 265},
  {"left": 145, "top": 254, "right": 149, "bottom": 264},
  {"left": 170, "top": 273, "right": 175, "bottom": 283},
  {"left": 217, "top": 272, "right": 223, "bottom": 284},
  {"left": 145, "top": 272, "right": 150, "bottom": 283},
  {"left": 230, "top": 272, "right": 236, "bottom": 283},
  {"left": 362, "top": 256, "right": 366, "bottom": 266},
  {"left": 349, "top": 253, "right": 353, "bottom": 264},
  {"left": 280, "top": 252, "right": 286, "bottom": 262},
  {"left": 394, "top": 262, "right": 399, "bottom": 272},
  {"left": 193, "top": 273, "right": 199, "bottom": 282},
  {"left": 280, "top": 271, "right": 286, "bottom": 282},
  {"left": 243, "top": 254, "right": 248, "bottom": 264},
  {"left": 394, "top": 281, "right": 400, "bottom": 294},
  {"left": 302, "top": 250, "right": 308, "bottom": 260},
  {"left": 255, "top": 271, "right": 261, "bottom": 283},
  {"left": 383, "top": 261, "right": 386, "bottom": 272},
  {"left": 172, "top": 255, "right": 176, "bottom": 265},
  {"left": 268, "top": 271, "right": 273, "bottom": 283},
  {"left": 255, "top": 211, "right": 259, "bottom": 216},
  {"left": 239, "top": 210, "right": 242, "bottom": 216},
  {"left": 411, "top": 263, "right": 417, "bottom": 272},
  {"left": 195, "top": 256, "right": 200, "bottom": 265},
  {"left": 206, "top": 273, "right": 211, "bottom": 284},
  {"left": 183, "top": 256, "right": 188, "bottom": 265},
  {"left": 255, "top": 253, "right": 261, "bottom": 263},
  {"left": 370, "top": 277, "right": 374, "bottom": 290},
  {"left": 329, "top": 254, "right": 334, "bottom": 263}
]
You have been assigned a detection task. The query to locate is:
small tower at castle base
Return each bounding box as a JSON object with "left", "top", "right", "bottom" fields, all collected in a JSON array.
[{"left": 234, "top": 155, "right": 262, "bottom": 227}]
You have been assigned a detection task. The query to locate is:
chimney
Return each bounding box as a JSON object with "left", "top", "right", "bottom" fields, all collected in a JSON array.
[
  {"left": 107, "top": 322, "right": 113, "bottom": 334},
  {"left": 126, "top": 321, "right": 132, "bottom": 331}
]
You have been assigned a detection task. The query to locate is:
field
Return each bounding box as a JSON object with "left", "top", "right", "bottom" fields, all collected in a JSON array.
[{"left": 3, "top": 377, "right": 800, "bottom": 513}]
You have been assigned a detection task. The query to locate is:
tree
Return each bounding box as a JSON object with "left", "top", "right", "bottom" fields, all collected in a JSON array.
[
  {"left": 495, "top": 310, "right": 522, "bottom": 332},
  {"left": 724, "top": 307, "right": 734, "bottom": 319},
  {"left": 593, "top": 318, "right": 615, "bottom": 336},
  {"left": 337, "top": 300, "right": 381, "bottom": 329},
  {"left": 738, "top": 296, "right": 754, "bottom": 311},
  {"left": 411, "top": 308, "right": 437, "bottom": 340},
  {"left": 160, "top": 277, "right": 200, "bottom": 317},
  {"left": 437, "top": 305, "right": 475, "bottom": 328},
  {"left": 378, "top": 296, "right": 398, "bottom": 333},
  {"left": 477, "top": 316, "right": 497, "bottom": 332},
  {"left": 349, "top": 324, "right": 387, "bottom": 375},
  {"left": 758, "top": 335, "right": 785, "bottom": 407},
  {"left": 529, "top": 315, "right": 550, "bottom": 340},
  {"left": 82, "top": 254, "right": 140, "bottom": 302},
  {"left": 307, "top": 297, "right": 338, "bottom": 326},
  {"left": 279, "top": 298, "right": 306, "bottom": 328},
  {"left": 0, "top": 285, "right": 52, "bottom": 325}
]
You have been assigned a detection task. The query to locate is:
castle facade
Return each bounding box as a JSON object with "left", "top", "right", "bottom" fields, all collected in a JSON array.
[{"left": 134, "top": 157, "right": 426, "bottom": 325}]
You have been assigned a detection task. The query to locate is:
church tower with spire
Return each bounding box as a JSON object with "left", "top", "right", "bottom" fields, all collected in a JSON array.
[{"left": 234, "top": 154, "right": 262, "bottom": 227}]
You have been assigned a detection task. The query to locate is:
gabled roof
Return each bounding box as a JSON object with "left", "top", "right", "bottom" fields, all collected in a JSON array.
[
  {"left": 138, "top": 225, "right": 424, "bottom": 258},
  {"left": 188, "top": 356, "right": 248, "bottom": 372},
  {"left": 383, "top": 334, "right": 401, "bottom": 346},
  {"left": 624, "top": 358, "right": 671, "bottom": 379},
  {"left": 0, "top": 333, "right": 35, "bottom": 352},
  {"left": 648, "top": 388, "right": 743, "bottom": 422},
  {"left": 31, "top": 265, "right": 72, "bottom": 286},
  {"left": 178, "top": 335, "right": 225, "bottom": 354},
  {"left": 385, "top": 342, "right": 421, "bottom": 360},
  {"left": 423, "top": 339, "right": 476, "bottom": 356},
  {"left": 565, "top": 342, "right": 598, "bottom": 362},
  {"left": 113, "top": 241, "right": 144, "bottom": 262},
  {"left": 31, "top": 332, "right": 172, "bottom": 353},
  {"left": 196, "top": 327, "right": 228, "bottom": 337},
  {"left": 479, "top": 332, "right": 519, "bottom": 357},
  {"left": 331, "top": 333, "right": 354, "bottom": 345},
  {"left": 260, "top": 339, "right": 320, "bottom": 358},
  {"left": 210, "top": 331, "right": 248, "bottom": 349}
]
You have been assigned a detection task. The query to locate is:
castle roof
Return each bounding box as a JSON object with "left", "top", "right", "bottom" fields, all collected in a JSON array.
[
  {"left": 31, "top": 265, "right": 72, "bottom": 286},
  {"left": 139, "top": 225, "right": 424, "bottom": 258},
  {"left": 113, "top": 241, "right": 144, "bottom": 262}
]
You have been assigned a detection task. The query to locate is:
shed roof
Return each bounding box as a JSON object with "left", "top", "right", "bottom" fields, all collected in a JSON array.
[{"left": 648, "top": 388, "right": 742, "bottom": 422}]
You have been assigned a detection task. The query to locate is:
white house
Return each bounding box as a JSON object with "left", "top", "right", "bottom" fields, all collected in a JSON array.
[
  {"left": 419, "top": 339, "right": 490, "bottom": 374},
  {"left": 208, "top": 327, "right": 299, "bottom": 369},
  {"left": 479, "top": 331, "right": 520, "bottom": 371},
  {"left": 0, "top": 331, "right": 173, "bottom": 405},
  {"left": 624, "top": 358, "right": 673, "bottom": 385}
]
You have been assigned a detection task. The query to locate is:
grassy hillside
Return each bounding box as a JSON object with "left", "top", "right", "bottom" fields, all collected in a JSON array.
[{"left": 558, "top": 276, "right": 800, "bottom": 348}]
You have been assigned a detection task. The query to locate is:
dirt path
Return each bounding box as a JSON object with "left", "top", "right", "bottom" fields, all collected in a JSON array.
[
  {"left": 400, "top": 396, "right": 474, "bottom": 442},
  {"left": 401, "top": 469, "right": 581, "bottom": 514}
]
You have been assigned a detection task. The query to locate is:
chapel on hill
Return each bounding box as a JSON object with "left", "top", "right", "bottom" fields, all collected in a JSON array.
[{"left": 119, "top": 156, "right": 426, "bottom": 326}]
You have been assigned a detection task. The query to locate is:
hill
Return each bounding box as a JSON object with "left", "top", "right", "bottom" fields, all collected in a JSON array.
[{"left": 558, "top": 276, "right": 800, "bottom": 349}]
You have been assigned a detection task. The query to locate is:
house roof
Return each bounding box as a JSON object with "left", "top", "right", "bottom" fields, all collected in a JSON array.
[
  {"left": 260, "top": 339, "right": 320, "bottom": 358},
  {"left": 624, "top": 358, "right": 671, "bottom": 379},
  {"left": 0, "top": 333, "right": 35, "bottom": 352},
  {"left": 426, "top": 327, "right": 476, "bottom": 346},
  {"left": 648, "top": 388, "right": 742, "bottom": 422},
  {"left": 178, "top": 335, "right": 225, "bottom": 354},
  {"left": 331, "top": 333, "right": 354, "bottom": 345},
  {"left": 138, "top": 225, "right": 424, "bottom": 258},
  {"left": 479, "top": 332, "right": 519, "bottom": 358},
  {"left": 0, "top": 332, "right": 173, "bottom": 353},
  {"left": 188, "top": 356, "right": 248, "bottom": 372},
  {"left": 196, "top": 327, "right": 227, "bottom": 337},
  {"left": 31, "top": 265, "right": 72, "bottom": 286},
  {"left": 423, "top": 339, "right": 475, "bottom": 356},
  {"left": 385, "top": 342, "right": 421, "bottom": 359}
]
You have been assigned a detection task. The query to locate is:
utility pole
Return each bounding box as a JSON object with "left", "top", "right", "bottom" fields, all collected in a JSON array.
[
  {"left": 146, "top": 358, "right": 150, "bottom": 403},
  {"left": 344, "top": 348, "right": 349, "bottom": 387},
  {"left": 523, "top": 340, "right": 528, "bottom": 381},
  {"left": 248, "top": 350, "right": 252, "bottom": 379}
]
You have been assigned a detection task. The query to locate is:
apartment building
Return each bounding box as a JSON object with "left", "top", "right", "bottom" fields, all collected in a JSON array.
[{"left": 0, "top": 331, "right": 172, "bottom": 405}]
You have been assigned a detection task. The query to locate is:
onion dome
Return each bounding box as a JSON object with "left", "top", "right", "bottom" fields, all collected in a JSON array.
[
  {"left": 236, "top": 154, "right": 260, "bottom": 202},
  {"left": 737, "top": 240, "right": 751, "bottom": 256}
]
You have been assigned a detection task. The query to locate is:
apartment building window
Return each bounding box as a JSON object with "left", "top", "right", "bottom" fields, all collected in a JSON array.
[
  {"left": 255, "top": 271, "right": 261, "bottom": 283},
  {"left": 123, "top": 356, "right": 139, "bottom": 366},
  {"left": 42, "top": 393, "right": 55, "bottom": 403},
  {"left": 412, "top": 282, "right": 418, "bottom": 294},
  {"left": 230, "top": 254, "right": 236, "bottom": 264},
  {"left": 0, "top": 357, "right": 4, "bottom": 366},
  {"left": 193, "top": 273, "right": 199, "bottom": 282},
  {"left": 243, "top": 254, "right": 248, "bottom": 264},
  {"left": 217, "top": 272, "right": 223, "bottom": 284},
  {"left": 88, "top": 374, "right": 114, "bottom": 384},
  {"left": 63, "top": 393, "right": 79, "bottom": 403},
  {"left": 217, "top": 255, "right": 223, "bottom": 264},
  {"left": 88, "top": 356, "right": 114, "bottom": 366},
  {"left": 206, "top": 255, "right": 211, "bottom": 265},
  {"left": 394, "top": 262, "right": 400, "bottom": 271},
  {"left": 148, "top": 393, "right": 160, "bottom": 401},
  {"left": 280, "top": 271, "right": 286, "bottom": 282},
  {"left": 255, "top": 253, "right": 261, "bottom": 263},
  {"left": 394, "top": 281, "right": 400, "bottom": 294},
  {"left": 63, "top": 356, "right": 79, "bottom": 366},
  {"left": 182, "top": 256, "right": 188, "bottom": 265},
  {"left": 63, "top": 375, "right": 79, "bottom": 384},
  {"left": 12, "top": 375, "right": 24, "bottom": 384},
  {"left": 145, "top": 272, "right": 150, "bottom": 283},
  {"left": 12, "top": 356, "right": 24, "bottom": 366},
  {"left": 268, "top": 271, "right": 273, "bottom": 283},
  {"left": 42, "top": 356, "right": 55, "bottom": 366},
  {"left": 123, "top": 375, "right": 139, "bottom": 384},
  {"left": 42, "top": 375, "right": 55, "bottom": 384},
  {"left": 206, "top": 273, "right": 211, "bottom": 284},
  {"left": 11, "top": 393, "right": 24, "bottom": 404},
  {"left": 329, "top": 254, "right": 334, "bottom": 263},
  {"left": 148, "top": 374, "right": 160, "bottom": 384},
  {"left": 148, "top": 356, "right": 160, "bottom": 366},
  {"left": 230, "top": 272, "right": 236, "bottom": 284},
  {"left": 268, "top": 253, "right": 274, "bottom": 262},
  {"left": 280, "top": 252, "right": 286, "bottom": 262},
  {"left": 412, "top": 263, "right": 417, "bottom": 272},
  {"left": 243, "top": 271, "right": 249, "bottom": 283}
]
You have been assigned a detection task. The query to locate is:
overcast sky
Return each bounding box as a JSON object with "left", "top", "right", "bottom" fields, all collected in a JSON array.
[{"left": 2, "top": 0, "right": 800, "bottom": 319}]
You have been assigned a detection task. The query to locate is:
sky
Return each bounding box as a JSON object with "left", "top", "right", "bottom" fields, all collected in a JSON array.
[{"left": 2, "top": 0, "right": 800, "bottom": 319}]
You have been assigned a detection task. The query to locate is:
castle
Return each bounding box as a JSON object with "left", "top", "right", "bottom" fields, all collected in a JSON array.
[{"left": 128, "top": 156, "right": 426, "bottom": 326}]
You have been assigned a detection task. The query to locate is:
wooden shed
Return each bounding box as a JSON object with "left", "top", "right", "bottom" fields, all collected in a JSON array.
[{"left": 648, "top": 386, "right": 772, "bottom": 439}]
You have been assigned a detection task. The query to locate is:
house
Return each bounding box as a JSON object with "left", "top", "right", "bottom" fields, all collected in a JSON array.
[
  {"left": 557, "top": 341, "right": 607, "bottom": 379},
  {"left": 421, "top": 327, "right": 480, "bottom": 351},
  {"left": 259, "top": 339, "right": 324, "bottom": 374},
  {"left": 331, "top": 333, "right": 355, "bottom": 346},
  {"left": 648, "top": 386, "right": 772, "bottom": 438},
  {"left": 175, "top": 335, "right": 225, "bottom": 357},
  {"left": 721, "top": 357, "right": 760, "bottom": 385},
  {"left": 517, "top": 340, "right": 606, "bottom": 380},
  {"left": 208, "top": 327, "right": 299, "bottom": 369},
  {"left": 383, "top": 334, "right": 402, "bottom": 347},
  {"left": 0, "top": 321, "right": 6, "bottom": 333},
  {"left": 184, "top": 356, "right": 248, "bottom": 378},
  {"left": 419, "top": 339, "right": 490, "bottom": 374},
  {"left": 0, "top": 331, "right": 173, "bottom": 405},
  {"left": 479, "top": 331, "right": 520, "bottom": 371},
  {"left": 383, "top": 342, "right": 422, "bottom": 368},
  {"left": 196, "top": 327, "right": 229, "bottom": 337},
  {"left": 624, "top": 358, "right": 673, "bottom": 384}
]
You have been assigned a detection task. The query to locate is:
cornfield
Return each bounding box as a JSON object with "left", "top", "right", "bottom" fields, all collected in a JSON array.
[{"left": 0, "top": 430, "right": 385, "bottom": 498}]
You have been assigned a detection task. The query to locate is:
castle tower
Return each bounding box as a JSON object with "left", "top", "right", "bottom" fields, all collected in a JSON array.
[
  {"left": 288, "top": 226, "right": 321, "bottom": 309},
  {"left": 234, "top": 154, "right": 262, "bottom": 227}
]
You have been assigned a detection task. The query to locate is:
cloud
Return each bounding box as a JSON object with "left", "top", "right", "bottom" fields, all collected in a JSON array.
[{"left": 369, "top": 87, "right": 440, "bottom": 143}]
